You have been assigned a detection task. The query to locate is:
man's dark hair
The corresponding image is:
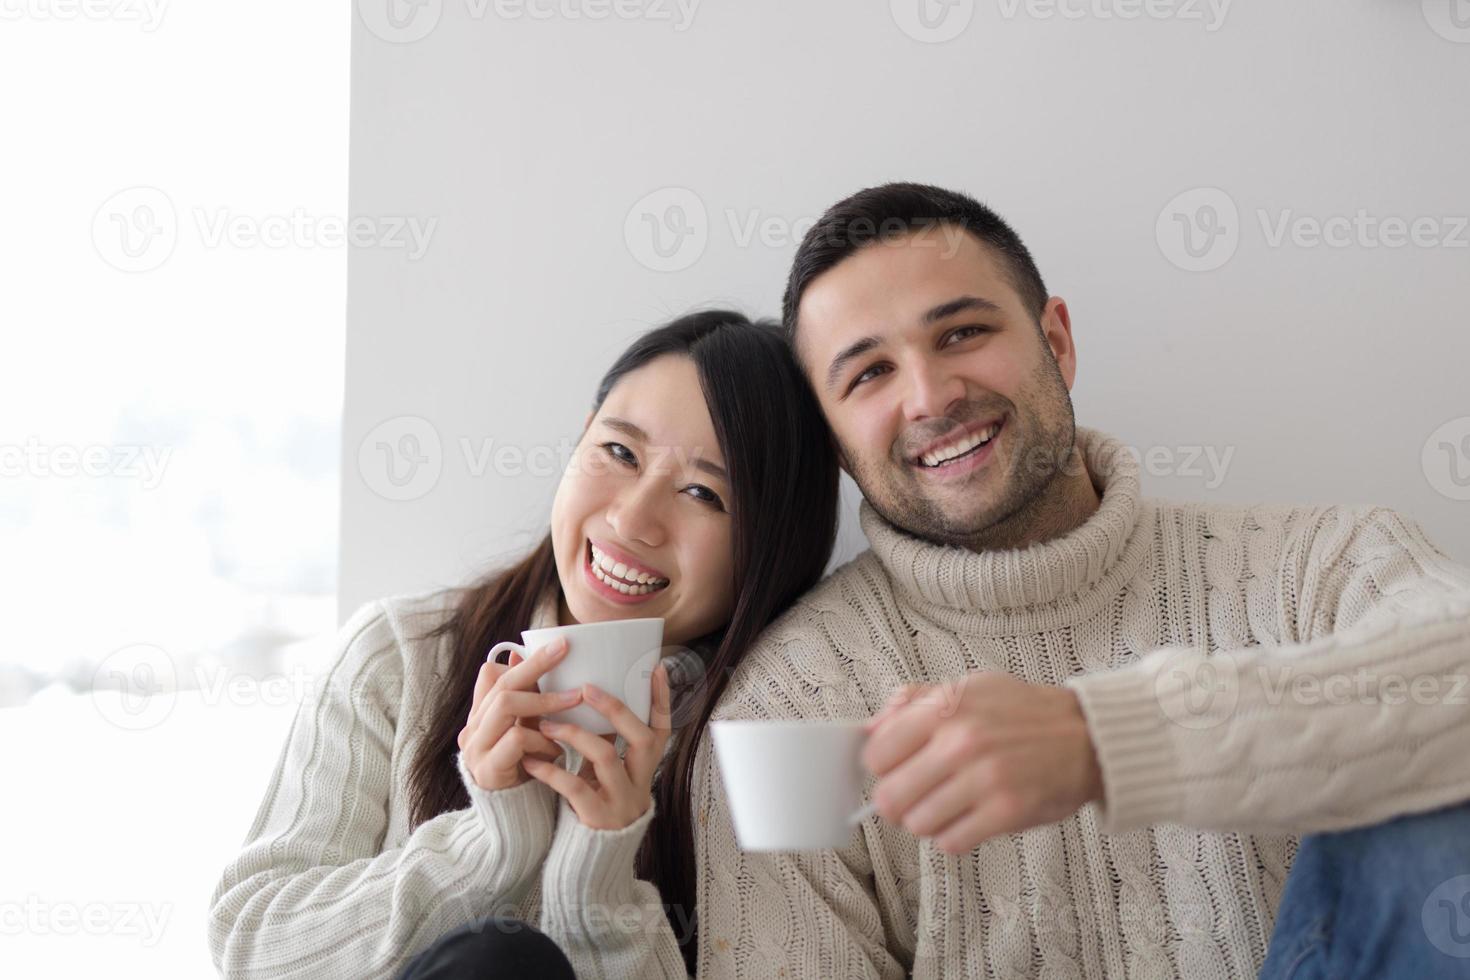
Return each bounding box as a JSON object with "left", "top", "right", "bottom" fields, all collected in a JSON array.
[{"left": 780, "top": 182, "right": 1049, "bottom": 355}]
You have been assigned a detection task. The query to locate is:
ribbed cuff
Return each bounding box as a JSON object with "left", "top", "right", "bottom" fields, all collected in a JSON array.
[
  {"left": 1065, "top": 649, "right": 1189, "bottom": 832},
  {"left": 456, "top": 750, "right": 558, "bottom": 889},
  {"left": 541, "top": 798, "right": 655, "bottom": 912}
]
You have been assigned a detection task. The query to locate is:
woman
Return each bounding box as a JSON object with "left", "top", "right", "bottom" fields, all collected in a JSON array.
[{"left": 207, "top": 310, "right": 839, "bottom": 979}]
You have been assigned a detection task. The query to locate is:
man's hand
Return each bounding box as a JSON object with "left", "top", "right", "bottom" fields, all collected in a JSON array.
[{"left": 862, "top": 672, "right": 1104, "bottom": 854}]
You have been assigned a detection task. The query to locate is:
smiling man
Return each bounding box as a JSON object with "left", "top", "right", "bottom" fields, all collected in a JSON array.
[{"left": 690, "top": 183, "right": 1470, "bottom": 979}]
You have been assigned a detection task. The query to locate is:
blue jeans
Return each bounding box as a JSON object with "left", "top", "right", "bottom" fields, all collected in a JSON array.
[
  {"left": 395, "top": 916, "right": 575, "bottom": 980},
  {"left": 1258, "top": 800, "right": 1470, "bottom": 979}
]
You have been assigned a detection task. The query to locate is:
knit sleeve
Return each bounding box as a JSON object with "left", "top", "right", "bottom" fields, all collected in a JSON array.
[
  {"left": 694, "top": 637, "right": 908, "bottom": 980},
  {"left": 535, "top": 798, "right": 690, "bottom": 978},
  {"left": 207, "top": 600, "right": 554, "bottom": 980},
  {"left": 1068, "top": 505, "right": 1470, "bottom": 834}
]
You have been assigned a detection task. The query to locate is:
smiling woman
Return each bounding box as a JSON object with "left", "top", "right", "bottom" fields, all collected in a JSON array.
[{"left": 206, "top": 309, "right": 840, "bottom": 980}]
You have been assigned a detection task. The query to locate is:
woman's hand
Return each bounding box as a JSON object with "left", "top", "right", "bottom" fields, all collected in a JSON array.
[
  {"left": 459, "top": 637, "right": 585, "bottom": 792},
  {"left": 522, "top": 663, "right": 673, "bottom": 831}
]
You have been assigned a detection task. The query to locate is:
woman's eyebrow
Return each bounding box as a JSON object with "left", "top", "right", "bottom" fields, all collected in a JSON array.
[{"left": 600, "top": 416, "right": 649, "bottom": 442}]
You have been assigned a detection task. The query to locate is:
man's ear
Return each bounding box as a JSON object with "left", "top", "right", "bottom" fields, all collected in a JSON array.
[{"left": 830, "top": 431, "right": 851, "bottom": 475}]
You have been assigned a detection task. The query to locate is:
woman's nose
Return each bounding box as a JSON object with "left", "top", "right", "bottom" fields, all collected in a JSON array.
[{"left": 606, "top": 480, "right": 666, "bottom": 548}]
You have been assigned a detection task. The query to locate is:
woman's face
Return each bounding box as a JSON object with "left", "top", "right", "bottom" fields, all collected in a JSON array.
[{"left": 550, "top": 354, "right": 736, "bottom": 647}]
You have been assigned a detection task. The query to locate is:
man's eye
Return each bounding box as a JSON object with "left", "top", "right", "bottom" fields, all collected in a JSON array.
[
  {"left": 602, "top": 442, "right": 637, "bottom": 467},
  {"left": 946, "top": 325, "right": 987, "bottom": 344},
  {"left": 851, "top": 364, "right": 890, "bottom": 390},
  {"left": 683, "top": 485, "right": 726, "bottom": 511}
]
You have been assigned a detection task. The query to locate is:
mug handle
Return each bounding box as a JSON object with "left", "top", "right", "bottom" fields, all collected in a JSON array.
[{"left": 486, "top": 641, "right": 526, "bottom": 665}]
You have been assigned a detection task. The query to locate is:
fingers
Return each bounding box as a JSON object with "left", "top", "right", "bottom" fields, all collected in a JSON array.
[
  {"left": 623, "top": 665, "right": 672, "bottom": 789},
  {"left": 466, "top": 688, "right": 583, "bottom": 753},
  {"left": 888, "top": 761, "right": 977, "bottom": 837},
  {"left": 538, "top": 718, "right": 632, "bottom": 796},
  {"left": 862, "top": 697, "right": 941, "bottom": 776},
  {"left": 872, "top": 738, "right": 958, "bottom": 826},
  {"left": 932, "top": 796, "right": 1021, "bottom": 855},
  {"left": 523, "top": 756, "right": 598, "bottom": 810},
  {"left": 484, "top": 724, "right": 564, "bottom": 773},
  {"left": 495, "top": 636, "right": 570, "bottom": 693}
]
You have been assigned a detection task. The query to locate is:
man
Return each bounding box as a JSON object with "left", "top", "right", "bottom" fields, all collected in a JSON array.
[{"left": 691, "top": 182, "right": 1470, "bottom": 978}]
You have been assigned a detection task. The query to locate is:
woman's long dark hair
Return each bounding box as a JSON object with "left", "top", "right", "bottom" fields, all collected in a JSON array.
[{"left": 405, "top": 309, "right": 839, "bottom": 968}]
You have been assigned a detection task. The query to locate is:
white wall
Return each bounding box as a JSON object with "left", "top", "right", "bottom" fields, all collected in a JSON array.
[{"left": 342, "top": 0, "right": 1470, "bottom": 619}]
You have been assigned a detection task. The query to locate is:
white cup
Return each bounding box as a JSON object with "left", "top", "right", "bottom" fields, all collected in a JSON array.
[
  {"left": 487, "top": 617, "right": 664, "bottom": 736},
  {"left": 710, "top": 719, "right": 873, "bottom": 851}
]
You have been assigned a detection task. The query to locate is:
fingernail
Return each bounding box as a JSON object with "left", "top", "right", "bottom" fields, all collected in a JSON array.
[
  {"left": 539, "top": 721, "right": 559, "bottom": 733},
  {"left": 583, "top": 684, "right": 605, "bottom": 701},
  {"left": 555, "top": 689, "right": 580, "bottom": 704}
]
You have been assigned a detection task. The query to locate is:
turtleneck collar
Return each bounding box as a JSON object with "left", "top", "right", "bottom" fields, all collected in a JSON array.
[{"left": 859, "top": 426, "right": 1153, "bottom": 626}]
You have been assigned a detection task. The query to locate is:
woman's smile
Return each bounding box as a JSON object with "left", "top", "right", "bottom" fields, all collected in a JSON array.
[{"left": 581, "top": 538, "right": 671, "bottom": 605}]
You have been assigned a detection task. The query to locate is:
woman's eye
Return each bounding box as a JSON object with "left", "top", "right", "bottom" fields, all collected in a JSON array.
[
  {"left": 601, "top": 442, "right": 637, "bottom": 467},
  {"left": 683, "top": 484, "right": 726, "bottom": 511}
]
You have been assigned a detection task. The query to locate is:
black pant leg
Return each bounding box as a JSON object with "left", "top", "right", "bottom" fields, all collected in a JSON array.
[{"left": 396, "top": 916, "right": 576, "bottom": 980}]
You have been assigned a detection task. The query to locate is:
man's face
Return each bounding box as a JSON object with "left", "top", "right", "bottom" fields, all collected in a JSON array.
[{"left": 795, "top": 228, "right": 1079, "bottom": 547}]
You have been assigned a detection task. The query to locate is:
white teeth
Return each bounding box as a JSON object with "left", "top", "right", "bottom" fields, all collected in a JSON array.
[
  {"left": 920, "top": 424, "right": 997, "bottom": 468},
  {"left": 588, "top": 543, "right": 668, "bottom": 593}
]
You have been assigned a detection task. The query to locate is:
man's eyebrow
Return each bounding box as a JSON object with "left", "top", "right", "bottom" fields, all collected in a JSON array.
[
  {"left": 602, "top": 416, "right": 728, "bottom": 481},
  {"left": 922, "top": 294, "right": 1003, "bottom": 324},
  {"left": 825, "top": 335, "right": 883, "bottom": 392}
]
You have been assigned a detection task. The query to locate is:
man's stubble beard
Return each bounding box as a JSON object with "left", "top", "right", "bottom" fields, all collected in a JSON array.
[{"left": 844, "top": 352, "right": 1077, "bottom": 551}]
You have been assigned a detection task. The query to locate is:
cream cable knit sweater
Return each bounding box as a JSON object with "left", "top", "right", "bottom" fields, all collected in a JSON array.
[
  {"left": 690, "top": 425, "right": 1470, "bottom": 979},
  {"left": 207, "top": 587, "right": 686, "bottom": 979},
  {"left": 209, "top": 425, "right": 1470, "bottom": 980}
]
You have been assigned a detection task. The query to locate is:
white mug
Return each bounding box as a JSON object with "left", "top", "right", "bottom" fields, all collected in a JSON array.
[
  {"left": 710, "top": 719, "right": 873, "bottom": 851},
  {"left": 487, "top": 617, "right": 664, "bottom": 736}
]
